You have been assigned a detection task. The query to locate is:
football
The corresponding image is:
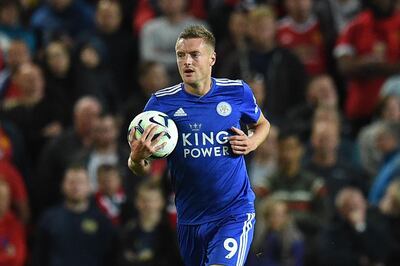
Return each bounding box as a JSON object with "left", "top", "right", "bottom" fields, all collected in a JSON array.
[{"left": 128, "top": 110, "right": 178, "bottom": 159}]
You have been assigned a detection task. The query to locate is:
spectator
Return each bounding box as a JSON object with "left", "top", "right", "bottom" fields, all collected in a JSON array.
[
  {"left": 243, "top": 5, "right": 308, "bottom": 125},
  {"left": 32, "top": 164, "right": 115, "bottom": 266},
  {"left": 334, "top": 0, "right": 400, "bottom": 133},
  {"left": 30, "top": 0, "right": 95, "bottom": 48},
  {"left": 0, "top": 40, "right": 31, "bottom": 101},
  {"left": 90, "top": 0, "right": 137, "bottom": 100},
  {"left": 0, "top": 180, "right": 26, "bottom": 266},
  {"left": 2, "top": 63, "right": 63, "bottom": 167},
  {"left": 277, "top": 0, "right": 327, "bottom": 75},
  {"left": 94, "top": 164, "right": 126, "bottom": 226},
  {"left": 74, "top": 38, "right": 120, "bottom": 114},
  {"left": 248, "top": 198, "right": 304, "bottom": 266},
  {"left": 358, "top": 95, "right": 400, "bottom": 178},
  {"left": 286, "top": 74, "right": 340, "bottom": 141},
  {"left": 368, "top": 123, "right": 400, "bottom": 205},
  {"left": 117, "top": 181, "right": 182, "bottom": 266},
  {"left": 378, "top": 179, "right": 400, "bottom": 266},
  {"left": 305, "top": 120, "right": 367, "bottom": 212},
  {"left": 82, "top": 114, "right": 130, "bottom": 192},
  {"left": 122, "top": 60, "right": 170, "bottom": 143},
  {"left": 43, "top": 40, "right": 77, "bottom": 127},
  {"left": 265, "top": 131, "right": 328, "bottom": 265},
  {"left": 214, "top": 9, "right": 249, "bottom": 78},
  {"left": 264, "top": 132, "right": 328, "bottom": 231},
  {"left": 0, "top": 0, "right": 36, "bottom": 53},
  {"left": 35, "top": 96, "right": 102, "bottom": 215},
  {"left": 380, "top": 74, "right": 400, "bottom": 97},
  {"left": 139, "top": 0, "right": 207, "bottom": 82},
  {"left": 319, "top": 187, "right": 390, "bottom": 266}
]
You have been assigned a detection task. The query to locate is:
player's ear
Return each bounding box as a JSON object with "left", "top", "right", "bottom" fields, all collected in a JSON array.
[{"left": 210, "top": 51, "right": 216, "bottom": 66}]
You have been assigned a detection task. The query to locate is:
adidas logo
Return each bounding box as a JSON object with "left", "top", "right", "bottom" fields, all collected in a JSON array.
[{"left": 174, "top": 108, "right": 187, "bottom": 117}]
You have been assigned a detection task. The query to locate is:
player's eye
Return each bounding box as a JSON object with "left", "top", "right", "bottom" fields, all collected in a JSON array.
[
  {"left": 177, "top": 52, "right": 185, "bottom": 58},
  {"left": 191, "top": 52, "right": 200, "bottom": 59}
]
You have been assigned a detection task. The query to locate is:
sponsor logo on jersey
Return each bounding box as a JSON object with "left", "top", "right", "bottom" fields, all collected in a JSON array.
[
  {"left": 174, "top": 108, "right": 187, "bottom": 117},
  {"left": 216, "top": 102, "right": 232, "bottom": 116},
  {"left": 182, "top": 131, "right": 230, "bottom": 158}
]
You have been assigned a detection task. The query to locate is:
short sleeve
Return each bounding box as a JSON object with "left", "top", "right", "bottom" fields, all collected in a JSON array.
[
  {"left": 143, "top": 94, "right": 163, "bottom": 112},
  {"left": 240, "top": 82, "right": 261, "bottom": 124},
  {"left": 334, "top": 22, "right": 357, "bottom": 58}
]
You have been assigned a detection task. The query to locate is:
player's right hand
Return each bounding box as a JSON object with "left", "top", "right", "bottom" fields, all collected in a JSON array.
[{"left": 128, "top": 124, "right": 166, "bottom": 162}]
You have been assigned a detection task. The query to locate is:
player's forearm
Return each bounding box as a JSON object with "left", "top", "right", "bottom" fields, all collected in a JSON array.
[
  {"left": 249, "top": 115, "right": 270, "bottom": 151},
  {"left": 128, "top": 157, "right": 151, "bottom": 176}
]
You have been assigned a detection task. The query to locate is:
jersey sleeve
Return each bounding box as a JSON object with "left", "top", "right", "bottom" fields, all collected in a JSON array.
[
  {"left": 143, "top": 94, "right": 164, "bottom": 112},
  {"left": 240, "top": 82, "right": 261, "bottom": 124},
  {"left": 334, "top": 21, "right": 357, "bottom": 58}
]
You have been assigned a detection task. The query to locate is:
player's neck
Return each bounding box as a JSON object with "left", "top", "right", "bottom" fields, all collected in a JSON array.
[{"left": 184, "top": 78, "right": 212, "bottom": 96}]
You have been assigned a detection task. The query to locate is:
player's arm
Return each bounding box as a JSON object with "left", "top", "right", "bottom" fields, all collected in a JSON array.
[
  {"left": 229, "top": 112, "right": 270, "bottom": 155},
  {"left": 127, "top": 124, "right": 166, "bottom": 176}
]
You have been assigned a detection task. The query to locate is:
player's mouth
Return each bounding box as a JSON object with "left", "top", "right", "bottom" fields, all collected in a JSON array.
[{"left": 184, "top": 69, "right": 195, "bottom": 76}]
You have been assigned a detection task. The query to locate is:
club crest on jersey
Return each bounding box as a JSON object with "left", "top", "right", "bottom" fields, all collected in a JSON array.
[{"left": 216, "top": 102, "right": 232, "bottom": 116}]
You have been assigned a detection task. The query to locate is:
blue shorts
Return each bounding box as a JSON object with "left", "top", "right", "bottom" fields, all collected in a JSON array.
[{"left": 177, "top": 213, "right": 255, "bottom": 266}]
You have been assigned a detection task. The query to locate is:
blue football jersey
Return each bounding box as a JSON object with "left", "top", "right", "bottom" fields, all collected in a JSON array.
[{"left": 144, "top": 78, "right": 261, "bottom": 225}]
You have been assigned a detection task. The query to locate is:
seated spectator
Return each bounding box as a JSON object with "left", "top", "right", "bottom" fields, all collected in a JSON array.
[
  {"left": 319, "top": 187, "right": 390, "bottom": 266},
  {"left": 248, "top": 198, "right": 304, "bottom": 266},
  {"left": 277, "top": 0, "right": 327, "bottom": 75},
  {"left": 117, "top": 181, "right": 182, "bottom": 266},
  {"left": 0, "top": 180, "right": 26, "bottom": 266},
  {"left": 378, "top": 179, "right": 400, "bottom": 266},
  {"left": 94, "top": 164, "right": 126, "bottom": 226},
  {"left": 32, "top": 164, "right": 115, "bottom": 266},
  {"left": 139, "top": 0, "right": 207, "bottom": 82}
]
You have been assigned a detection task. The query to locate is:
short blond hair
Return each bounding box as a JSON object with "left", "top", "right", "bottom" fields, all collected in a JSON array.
[{"left": 176, "top": 25, "right": 215, "bottom": 50}]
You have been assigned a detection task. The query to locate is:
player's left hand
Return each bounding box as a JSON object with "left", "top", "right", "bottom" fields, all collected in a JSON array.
[{"left": 228, "top": 127, "right": 256, "bottom": 155}]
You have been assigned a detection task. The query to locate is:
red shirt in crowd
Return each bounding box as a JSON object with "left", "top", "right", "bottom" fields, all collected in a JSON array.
[
  {"left": 0, "top": 160, "right": 28, "bottom": 206},
  {"left": 277, "top": 15, "right": 326, "bottom": 76},
  {"left": 335, "top": 10, "right": 400, "bottom": 119},
  {"left": 0, "top": 212, "right": 26, "bottom": 266}
]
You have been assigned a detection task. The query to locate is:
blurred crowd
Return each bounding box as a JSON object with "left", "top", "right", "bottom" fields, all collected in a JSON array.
[{"left": 0, "top": 0, "right": 400, "bottom": 265}]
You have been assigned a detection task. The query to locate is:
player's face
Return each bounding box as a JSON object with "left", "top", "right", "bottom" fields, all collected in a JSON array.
[{"left": 176, "top": 38, "right": 216, "bottom": 86}]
